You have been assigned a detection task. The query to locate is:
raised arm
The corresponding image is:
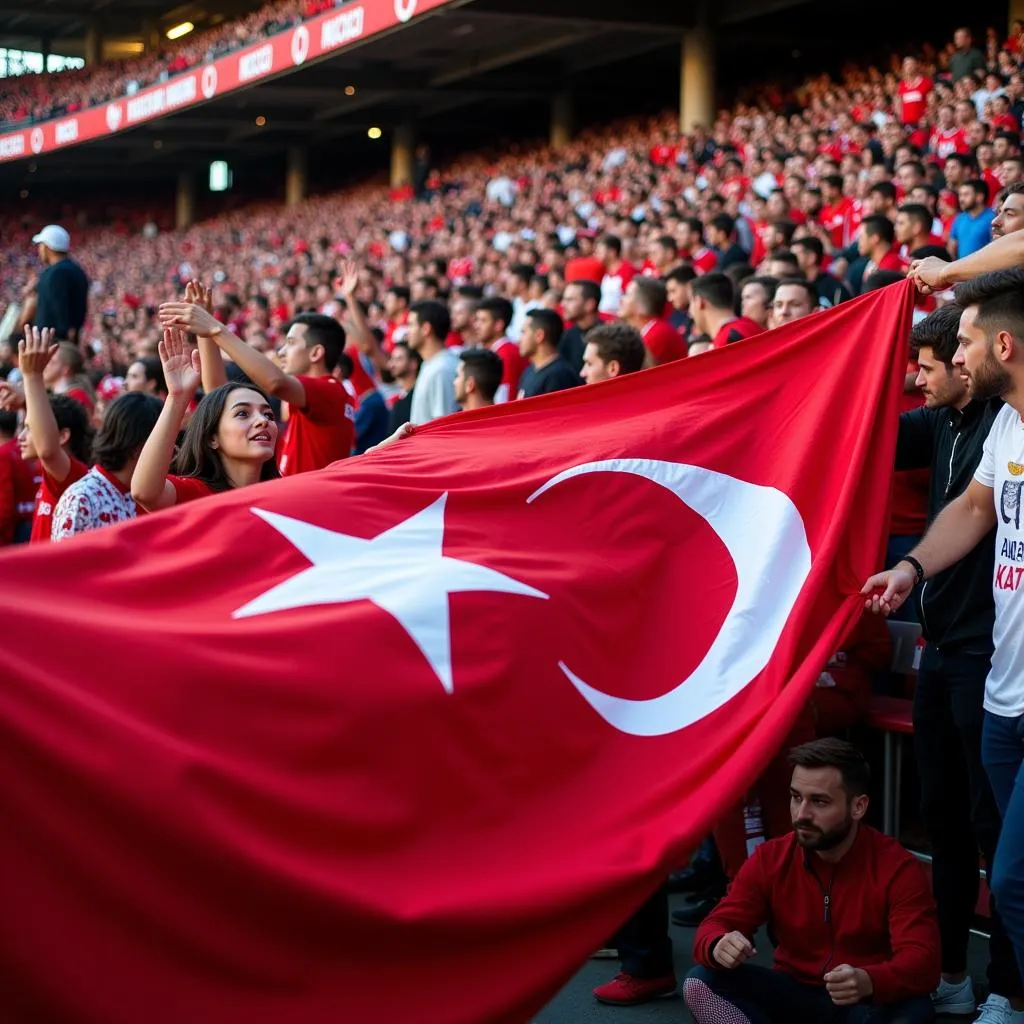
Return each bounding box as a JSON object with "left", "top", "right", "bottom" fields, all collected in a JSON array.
[
  {"left": 187, "top": 280, "right": 229, "bottom": 394},
  {"left": 338, "top": 261, "right": 387, "bottom": 373},
  {"left": 20, "top": 326, "right": 70, "bottom": 484},
  {"left": 862, "top": 477, "right": 996, "bottom": 615},
  {"left": 131, "top": 329, "right": 200, "bottom": 512},
  {"left": 911, "top": 228, "right": 1024, "bottom": 291},
  {"left": 158, "top": 301, "right": 307, "bottom": 409}
]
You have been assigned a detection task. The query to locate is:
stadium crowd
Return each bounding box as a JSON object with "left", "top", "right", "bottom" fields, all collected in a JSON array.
[
  {"left": 8, "top": 14, "right": 1024, "bottom": 1024},
  {"left": 0, "top": 0, "right": 334, "bottom": 128}
]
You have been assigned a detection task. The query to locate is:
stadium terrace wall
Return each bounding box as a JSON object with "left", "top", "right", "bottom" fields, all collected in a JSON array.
[{"left": 0, "top": 0, "right": 459, "bottom": 164}]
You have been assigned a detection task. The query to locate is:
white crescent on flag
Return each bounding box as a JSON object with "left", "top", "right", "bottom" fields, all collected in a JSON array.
[{"left": 527, "top": 458, "right": 813, "bottom": 737}]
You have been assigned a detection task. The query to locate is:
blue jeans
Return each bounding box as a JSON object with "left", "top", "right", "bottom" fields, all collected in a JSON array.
[
  {"left": 982, "top": 710, "right": 1024, "bottom": 979},
  {"left": 684, "top": 964, "right": 934, "bottom": 1024}
]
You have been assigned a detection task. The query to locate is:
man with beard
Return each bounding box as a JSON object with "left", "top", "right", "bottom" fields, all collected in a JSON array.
[
  {"left": 684, "top": 739, "right": 939, "bottom": 1023},
  {"left": 895, "top": 306, "right": 1023, "bottom": 1022},
  {"left": 865, "top": 269, "right": 1024, "bottom": 990}
]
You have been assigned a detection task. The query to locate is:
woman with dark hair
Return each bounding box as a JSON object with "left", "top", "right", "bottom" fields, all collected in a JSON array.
[
  {"left": 12, "top": 326, "right": 95, "bottom": 542},
  {"left": 52, "top": 390, "right": 162, "bottom": 540},
  {"left": 131, "top": 328, "right": 279, "bottom": 511}
]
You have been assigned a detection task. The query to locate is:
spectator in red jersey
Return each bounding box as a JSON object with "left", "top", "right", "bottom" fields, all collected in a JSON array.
[
  {"left": 473, "top": 296, "right": 527, "bottom": 404},
  {"left": 559, "top": 279, "right": 602, "bottom": 373},
  {"left": 770, "top": 279, "right": 818, "bottom": 328},
  {"left": 595, "top": 234, "right": 636, "bottom": 315},
  {"left": 790, "top": 237, "right": 851, "bottom": 308},
  {"left": 897, "top": 56, "right": 933, "bottom": 126},
  {"left": 52, "top": 391, "right": 162, "bottom": 541},
  {"left": 991, "top": 98, "right": 1020, "bottom": 134},
  {"left": 678, "top": 217, "right": 718, "bottom": 275},
  {"left": 857, "top": 216, "right": 904, "bottom": 288},
  {"left": 642, "top": 234, "right": 680, "bottom": 278},
  {"left": 945, "top": 154, "right": 974, "bottom": 193},
  {"left": 454, "top": 348, "right": 503, "bottom": 412},
  {"left": 383, "top": 284, "right": 411, "bottom": 348},
  {"left": 692, "top": 274, "right": 765, "bottom": 350},
  {"left": 161, "top": 302, "right": 355, "bottom": 475},
  {"left": 0, "top": 408, "right": 36, "bottom": 545},
  {"left": 516, "top": 309, "right": 579, "bottom": 399},
  {"left": 42, "top": 341, "right": 95, "bottom": 419},
  {"left": 739, "top": 277, "right": 777, "bottom": 331},
  {"left": 579, "top": 323, "right": 646, "bottom": 386},
  {"left": 684, "top": 740, "right": 939, "bottom": 1024},
  {"left": 620, "top": 277, "right": 687, "bottom": 365},
  {"left": 132, "top": 329, "right": 279, "bottom": 512},
  {"left": 931, "top": 104, "right": 970, "bottom": 160},
  {"left": 10, "top": 327, "right": 93, "bottom": 543}
]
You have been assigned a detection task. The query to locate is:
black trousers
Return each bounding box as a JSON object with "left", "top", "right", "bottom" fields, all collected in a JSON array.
[
  {"left": 616, "top": 885, "right": 673, "bottom": 978},
  {"left": 913, "top": 643, "right": 1021, "bottom": 996}
]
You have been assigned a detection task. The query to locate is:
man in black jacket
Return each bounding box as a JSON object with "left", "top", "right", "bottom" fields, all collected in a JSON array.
[{"left": 896, "top": 305, "right": 1023, "bottom": 1019}]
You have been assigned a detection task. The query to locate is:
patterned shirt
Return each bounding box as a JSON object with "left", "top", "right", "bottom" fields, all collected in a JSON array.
[{"left": 51, "top": 465, "right": 136, "bottom": 541}]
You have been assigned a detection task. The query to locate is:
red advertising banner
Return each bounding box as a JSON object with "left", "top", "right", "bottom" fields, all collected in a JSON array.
[{"left": 0, "top": 0, "right": 459, "bottom": 164}]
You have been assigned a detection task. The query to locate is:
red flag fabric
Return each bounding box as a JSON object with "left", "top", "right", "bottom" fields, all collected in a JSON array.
[{"left": 0, "top": 282, "right": 913, "bottom": 1023}]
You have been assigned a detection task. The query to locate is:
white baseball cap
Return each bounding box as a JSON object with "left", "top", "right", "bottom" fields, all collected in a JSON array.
[{"left": 32, "top": 224, "right": 70, "bottom": 252}]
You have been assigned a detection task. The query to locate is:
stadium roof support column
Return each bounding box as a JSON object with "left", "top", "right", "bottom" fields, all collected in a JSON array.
[
  {"left": 679, "top": 7, "right": 715, "bottom": 133},
  {"left": 550, "top": 91, "right": 574, "bottom": 150},
  {"left": 84, "top": 21, "right": 103, "bottom": 65},
  {"left": 176, "top": 171, "right": 195, "bottom": 231},
  {"left": 142, "top": 20, "right": 161, "bottom": 54},
  {"left": 390, "top": 124, "right": 415, "bottom": 190},
  {"left": 286, "top": 146, "right": 307, "bottom": 208}
]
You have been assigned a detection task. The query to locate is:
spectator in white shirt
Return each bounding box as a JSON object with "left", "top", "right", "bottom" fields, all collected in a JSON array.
[
  {"left": 408, "top": 300, "right": 460, "bottom": 426},
  {"left": 506, "top": 264, "right": 541, "bottom": 341},
  {"left": 51, "top": 390, "right": 162, "bottom": 540}
]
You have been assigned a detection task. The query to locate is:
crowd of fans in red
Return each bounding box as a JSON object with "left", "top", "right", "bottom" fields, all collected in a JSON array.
[
  {"left": 7, "top": 17, "right": 1024, "bottom": 1024},
  {"left": 0, "top": 0, "right": 331, "bottom": 128}
]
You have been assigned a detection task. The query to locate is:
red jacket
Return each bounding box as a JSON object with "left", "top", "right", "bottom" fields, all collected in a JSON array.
[{"left": 693, "top": 826, "right": 939, "bottom": 1004}]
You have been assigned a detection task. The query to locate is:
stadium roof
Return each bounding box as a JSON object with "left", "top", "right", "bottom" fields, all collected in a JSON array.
[
  {"left": 0, "top": 0, "right": 262, "bottom": 53},
  {"left": 0, "top": 0, "right": 825, "bottom": 193}
]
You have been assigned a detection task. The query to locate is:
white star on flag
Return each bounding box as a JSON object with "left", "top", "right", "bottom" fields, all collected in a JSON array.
[{"left": 233, "top": 494, "right": 548, "bottom": 693}]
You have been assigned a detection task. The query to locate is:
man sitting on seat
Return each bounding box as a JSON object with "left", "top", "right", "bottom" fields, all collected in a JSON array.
[{"left": 684, "top": 738, "right": 939, "bottom": 1024}]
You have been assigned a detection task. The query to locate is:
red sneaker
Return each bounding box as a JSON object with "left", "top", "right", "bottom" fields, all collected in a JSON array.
[{"left": 592, "top": 972, "right": 677, "bottom": 1005}]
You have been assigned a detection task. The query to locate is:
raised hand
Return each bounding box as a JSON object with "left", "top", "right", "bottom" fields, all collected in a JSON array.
[
  {"left": 338, "top": 260, "right": 359, "bottom": 299},
  {"left": 185, "top": 279, "right": 214, "bottom": 313},
  {"left": 158, "top": 328, "right": 202, "bottom": 399},
  {"left": 0, "top": 380, "right": 25, "bottom": 410},
  {"left": 18, "top": 326, "right": 58, "bottom": 378},
  {"left": 861, "top": 563, "right": 917, "bottom": 616},
  {"left": 158, "top": 301, "right": 223, "bottom": 339}
]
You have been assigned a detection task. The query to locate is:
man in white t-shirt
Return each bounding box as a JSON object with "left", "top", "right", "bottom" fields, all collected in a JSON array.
[
  {"left": 407, "top": 300, "right": 460, "bottom": 426},
  {"left": 863, "top": 268, "right": 1024, "bottom": 991}
]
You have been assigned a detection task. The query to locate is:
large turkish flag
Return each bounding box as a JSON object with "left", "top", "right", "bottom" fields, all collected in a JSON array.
[{"left": 0, "top": 283, "right": 913, "bottom": 1022}]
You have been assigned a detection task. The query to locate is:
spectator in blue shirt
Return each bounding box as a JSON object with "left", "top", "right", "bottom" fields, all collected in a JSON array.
[{"left": 949, "top": 179, "right": 996, "bottom": 258}]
